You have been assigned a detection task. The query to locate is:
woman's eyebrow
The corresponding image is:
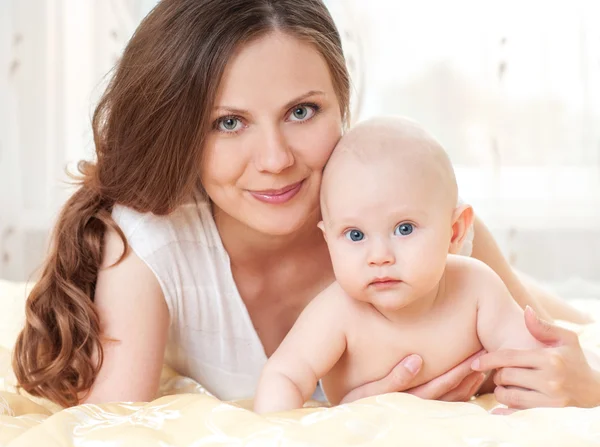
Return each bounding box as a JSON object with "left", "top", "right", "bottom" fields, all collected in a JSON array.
[
  {"left": 213, "top": 90, "right": 326, "bottom": 115},
  {"left": 282, "top": 90, "right": 326, "bottom": 110}
]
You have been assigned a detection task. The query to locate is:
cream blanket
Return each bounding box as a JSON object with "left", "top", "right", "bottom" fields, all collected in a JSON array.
[{"left": 1, "top": 279, "right": 600, "bottom": 446}]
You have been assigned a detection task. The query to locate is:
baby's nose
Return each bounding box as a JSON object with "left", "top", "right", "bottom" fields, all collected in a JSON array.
[{"left": 367, "top": 239, "right": 395, "bottom": 266}]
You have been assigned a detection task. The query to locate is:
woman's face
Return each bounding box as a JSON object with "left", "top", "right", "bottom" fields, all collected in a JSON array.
[{"left": 201, "top": 31, "right": 343, "bottom": 237}]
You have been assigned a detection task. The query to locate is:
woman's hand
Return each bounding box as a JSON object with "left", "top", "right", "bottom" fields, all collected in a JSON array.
[
  {"left": 472, "top": 306, "right": 600, "bottom": 413},
  {"left": 340, "top": 350, "right": 488, "bottom": 404}
]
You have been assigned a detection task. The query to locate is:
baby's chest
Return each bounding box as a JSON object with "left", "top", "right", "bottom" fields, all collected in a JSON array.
[{"left": 322, "top": 306, "right": 482, "bottom": 404}]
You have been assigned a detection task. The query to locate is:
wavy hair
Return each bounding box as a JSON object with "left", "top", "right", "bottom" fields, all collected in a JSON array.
[{"left": 12, "top": 0, "right": 350, "bottom": 407}]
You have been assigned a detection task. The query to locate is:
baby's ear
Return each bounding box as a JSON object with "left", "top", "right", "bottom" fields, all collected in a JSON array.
[
  {"left": 317, "top": 221, "right": 327, "bottom": 240},
  {"left": 449, "top": 203, "right": 474, "bottom": 254}
]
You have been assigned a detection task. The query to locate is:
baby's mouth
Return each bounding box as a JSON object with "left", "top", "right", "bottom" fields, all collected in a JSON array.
[{"left": 369, "top": 277, "right": 402, "bottom": 289}]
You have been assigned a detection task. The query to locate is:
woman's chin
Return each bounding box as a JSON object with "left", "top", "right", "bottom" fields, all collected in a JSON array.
[
  {"left": 246, "top": 203, "right": 320, "bottom": 237},
  {"left": 251, "top": 215, "right": 315, "bottom": 238}
]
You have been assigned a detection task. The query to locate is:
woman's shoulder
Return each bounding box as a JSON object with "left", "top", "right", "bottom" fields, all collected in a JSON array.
[{"left": 111, "top": 199, "right": 219, "bottom": 257}]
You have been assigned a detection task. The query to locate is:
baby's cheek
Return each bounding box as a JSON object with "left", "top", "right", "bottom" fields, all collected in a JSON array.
[
  {"left": 416, "top": 250, "right": 447, "bottom": 287},
  {"left": 331, "top": 249, "right": 363, "bottom": 292},
  {"left": 330, "top": 251, "right": 350, "bottom": 280}
]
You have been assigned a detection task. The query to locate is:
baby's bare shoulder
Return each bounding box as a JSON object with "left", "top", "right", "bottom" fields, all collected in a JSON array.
[
  {"left": 308, "top": 281, "right": 355, "bottom": 312},
  {"left": 444, "top": 255, "right": 502, "bottom": 299},
  {"left": 313, "top": 280, "right": 345, "bottom": 302},
  {"left": 446, "top": 254, "right": 497, "bottom": 281},
  {"left": 310, "top": 281, "right": 370, "bottom": 321}
]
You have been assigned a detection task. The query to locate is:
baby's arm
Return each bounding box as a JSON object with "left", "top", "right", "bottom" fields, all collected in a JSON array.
[
  {"left": 253, "top": 284, "right": 348, "bottom": 414},
  {"left": 474, "top": 261, "right": 546, "bottom": 353}
]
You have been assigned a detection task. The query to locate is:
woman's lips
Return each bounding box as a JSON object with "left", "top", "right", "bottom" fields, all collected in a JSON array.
[{"left": 248, "top": 180, "right": 305, "bottom": 204}]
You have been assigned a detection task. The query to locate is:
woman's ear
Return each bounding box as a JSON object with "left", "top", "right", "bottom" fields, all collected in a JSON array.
[{"left": 449, "top": 204, "right": 474, "bottom": 254}]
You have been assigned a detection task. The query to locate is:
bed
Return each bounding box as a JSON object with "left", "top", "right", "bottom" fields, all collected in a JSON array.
[{"left": 2, "top": 279, "right": 600, "bottom": 446}]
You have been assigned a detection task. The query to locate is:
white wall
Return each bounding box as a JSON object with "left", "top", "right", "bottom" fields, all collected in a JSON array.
[
  {"left": 0, "top": 0, "right": 140, "bottom": 281},
  {"left": 331, "top": 0, "right": 600, "bottom": 290},
  {"left": 0, "top": 1, "right": 599, "bottom": 295}
]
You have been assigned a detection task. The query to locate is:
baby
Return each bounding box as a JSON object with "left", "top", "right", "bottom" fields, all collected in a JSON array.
[{"left": 253, "top": 116, "right": 543, "bottom": 414}]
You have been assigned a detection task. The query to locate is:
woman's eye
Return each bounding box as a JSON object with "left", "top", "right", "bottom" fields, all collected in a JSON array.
[
  {"left": 288, "top": 104, "right": 317, "bottom": 122},
  {"left": 394, "top": 223, "right": 413, "bottom": 236},
  {"left": 217, "top": 117, "right": 243, "bottom": 132},
  {"left": 344, "top": 229, "right": 365, "bottom": 242}
]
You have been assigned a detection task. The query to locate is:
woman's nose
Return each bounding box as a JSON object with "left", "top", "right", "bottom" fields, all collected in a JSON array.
[{"left": 253, "top": 124, "right": 294, "bottom": 174}]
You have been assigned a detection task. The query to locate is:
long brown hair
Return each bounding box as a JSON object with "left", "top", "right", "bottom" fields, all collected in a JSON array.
[{"left": 12, "top": 0, "right": 350, "bottom": 408}]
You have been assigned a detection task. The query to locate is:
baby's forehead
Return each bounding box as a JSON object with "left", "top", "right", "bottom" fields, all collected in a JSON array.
[
  {"left": 322, "top": 165, "right": 456, "bottom": 221},
  {"left": 322, "top": 160, "right": 431, "bottom": 209},
  {"left": 323, "top": 185, "right": 445, "bottom": 227}
]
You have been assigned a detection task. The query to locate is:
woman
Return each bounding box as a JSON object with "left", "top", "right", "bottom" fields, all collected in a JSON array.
[{"left": 13, "top": 0, "right": 599, "bottom": 410}]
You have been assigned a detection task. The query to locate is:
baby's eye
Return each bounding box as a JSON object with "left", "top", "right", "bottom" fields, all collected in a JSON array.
[
  {"left": 216, "top": 117, "right": 243, "bottom": 132},
  {"left": 288, "top": 104, "right": 317, "bottom": 122},
  {"left": 344, "top": 229, "right": 365, "bottom": 242},
  {"left": 394, "top": 223, "right": 413, "bottom": 236}
]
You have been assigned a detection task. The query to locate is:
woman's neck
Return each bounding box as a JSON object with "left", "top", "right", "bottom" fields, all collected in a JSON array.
[{"left": 212, "top": 203, "right": 326, "bottom": 269}]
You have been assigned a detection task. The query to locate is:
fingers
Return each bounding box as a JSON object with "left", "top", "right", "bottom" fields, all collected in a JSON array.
[
  {"left": 462, "top": 349, "right": 488, "bottom": 364},
  {"left": 339, "top": 355, "right": 422, "bottom": 404},
  {"left": 408, "top": 360, "right": 480, "bottom": 400},
  {"left": 494, "top": 386, "right": 547, "bottom": 410},
  {"left": 471, "top": 349, "right": 546, "bottom": 372},
  {"left": 524, "top": 306, "right": 579, "bottom": 347},
  {"left": 403, "top": 351, "right": 484, "bottom": 400},
  {"left": 436, "top": 372, "right": 487, "bottom": 402},
  {"left": 385, "top": 354, "right": 423, "bottom": 388},
  {"left": 493, "top": 367, "right": 541, "bottom": 391}
]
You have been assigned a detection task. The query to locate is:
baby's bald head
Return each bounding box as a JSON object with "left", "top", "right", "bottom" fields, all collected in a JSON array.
[{"left": 321, "top": 116, "right": 458, "bottom": 217}]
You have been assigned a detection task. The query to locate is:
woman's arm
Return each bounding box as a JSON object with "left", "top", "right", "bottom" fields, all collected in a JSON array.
[
  {"left": 80, "top": 228, "right": 170, "bottom": 404},
  {"left": 515, "top": 269, "right": 595, "bottom": 324},
  {"left": 470, "top": 215, "right": 593, "bottom": 324},
  {"left": 472, "top": 307, "right": 600, "bottom": 410}
]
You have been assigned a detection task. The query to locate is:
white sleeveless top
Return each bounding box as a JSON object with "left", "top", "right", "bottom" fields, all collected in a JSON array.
[{"left": 112, "top": 200, "right": 274, "bottom": 401}]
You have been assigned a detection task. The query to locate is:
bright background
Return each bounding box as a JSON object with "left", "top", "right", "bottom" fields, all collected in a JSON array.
[{"left": 0, "top": 0, "right": 598, "bottom": 300}]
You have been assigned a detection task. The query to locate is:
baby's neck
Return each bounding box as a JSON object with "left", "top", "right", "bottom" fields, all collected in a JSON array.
[{"left": 372, "top": 279, "right": 444, "bottom": 324}]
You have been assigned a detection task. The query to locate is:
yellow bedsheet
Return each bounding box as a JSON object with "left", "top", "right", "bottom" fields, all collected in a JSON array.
[{"left": 2, "top": 279, "right": 600, "bottom": 446}]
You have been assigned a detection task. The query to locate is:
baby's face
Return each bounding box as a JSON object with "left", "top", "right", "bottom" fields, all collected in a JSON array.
[{"left": 320, "top": 157, "right": 454, "bottom": 311}]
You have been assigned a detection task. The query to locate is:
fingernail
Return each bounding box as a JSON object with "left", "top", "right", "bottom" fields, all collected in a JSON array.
[
  {"left": 525, "top": 305, "right": 543, "bottom": 322},
  {"left": 403, "top": 355, "right": 422, "bottom": 374},
  {"left": 471, "top": 359, "right": 480, "bottom": 370}
]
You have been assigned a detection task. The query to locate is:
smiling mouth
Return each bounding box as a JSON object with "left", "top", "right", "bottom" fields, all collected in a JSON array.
[
  {"left": 248, "top": 180, "right": 305, "bottom": 204},
  {"left": 251, "top": 181, "right": 304, "bottom": 196}
]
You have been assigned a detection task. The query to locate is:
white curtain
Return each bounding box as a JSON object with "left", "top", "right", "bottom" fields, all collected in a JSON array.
[
  {"left": 0, "top": 0, "right": 141, "bottom": 280},
  {"left": 1, "top": 0, "right": 599, "bottom": 294},
  {"left": 327, "top": 0, "right": 600, "bottom": 294}
]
